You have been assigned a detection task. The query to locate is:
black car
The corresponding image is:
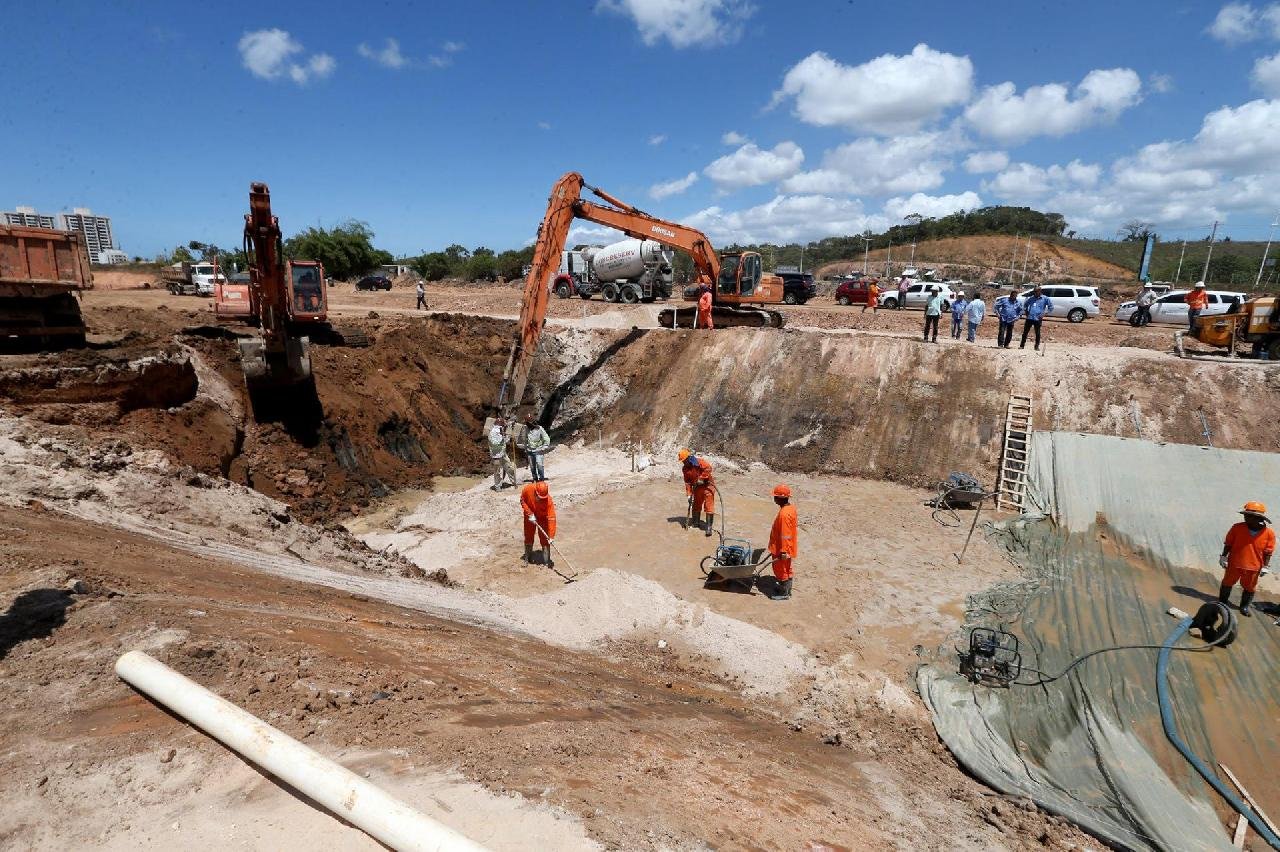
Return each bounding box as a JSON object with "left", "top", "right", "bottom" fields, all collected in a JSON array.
[
  {"left": 778, "top": 271, "right": 816, "bottom": 305},
  {"left": 355, "top": 274, "right": 393, "bottom": 291}
]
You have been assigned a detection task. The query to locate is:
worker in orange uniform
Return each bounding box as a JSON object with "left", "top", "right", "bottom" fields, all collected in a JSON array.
[
  {"left": 862, "top": 279, "right": 879, "bottom": 314},
  {"left": 768, "top": 484, "right": 798, "bottom": 601},
  {"left": 1186, "top": 281, "right": 1210, "bottom": 333},
  {"left": 678, "top": 448, "right": 716, "bottom": 536},
  {"left": 696, "top": 285, "right": 714, "bottom": 330},
  {"left": 1217, "top": 501, "right": 1274, "bottom": 617},
  {"left": 520, "top": 481, "right": 557, "bottom": 567}
]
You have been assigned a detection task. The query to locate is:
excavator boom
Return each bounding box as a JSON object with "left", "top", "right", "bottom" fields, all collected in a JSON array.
[{"left": 497, "top": 172, "right": 782, "bottom": 413}]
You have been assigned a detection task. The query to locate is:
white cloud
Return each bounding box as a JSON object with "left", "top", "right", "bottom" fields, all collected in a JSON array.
[
  {"left": 239, "top": 29, "right": 335, "bottom": 84},
  {"left": 683, "top": 195, "right": 886, "bottom": 245},
  {"left": 1253, "top": 52, "right": 1280, "bottom": 95},
  {"left": 882, "top": 191, "right": 983, "bottom": 221},
  {"left": 963, "top": 150, "right": 1009, "bottom": 174},
  {"left": 648, "top": 134, "right": 668, "bottom": 146},
  {"left": 650, "top": 171, "right": 699, "bottom": 199},
  {"left": 780, "top": 131, "right": 955, "bottom": 196},
  {"left": 1149, "top": 73, "right": 1174, "bottom": 94},
  {"left": 568, "top": 224, "right": 620, "bottom": 245},
  {"left": 721, "top": 131, "right": 748, "bottom": 145},
  {"left": 965, "top": 68, "right": 1143, "bottom": 144},
  {"left": 770, "top": 45, "right": 973, "bottom": 135},
  {"left": 357, "top": 38, "right": 408, "bottom": 69},
  {"left": 537, "top": 121, "right": 551, "bottom": 130},
  {"left": 703, "top": 141, "right": 804, "bottom": 190},
  {"left": 1207, "top": 2, "right": 1280, "bottom": 42},
  {"left": 984, "top": 160, "right": 1101, "bottom": 198},
  {"left": 596, "top": 0, "right": 755, "bottom": 48},
  {"left": 426, "top": 41, "right": 465, "bottom": 68}
]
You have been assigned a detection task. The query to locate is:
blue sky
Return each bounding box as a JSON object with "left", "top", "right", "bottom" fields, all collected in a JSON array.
[{"left": 4, "top": 0, "right": 1280, "bottom": 258}]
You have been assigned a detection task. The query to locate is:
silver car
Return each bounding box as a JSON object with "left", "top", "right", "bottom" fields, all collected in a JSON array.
[
  {"left": 1114, "top": 289, "right": 1248, "bottom": 325},
  {"left": 1016, "top": 285, "right": 1100, "bottom": 323}
]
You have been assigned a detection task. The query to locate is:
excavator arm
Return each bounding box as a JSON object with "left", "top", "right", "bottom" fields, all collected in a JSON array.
[
  {"left": 498, "top": 172, "right": 753, "bottom": 413},
  {"left": 239, "top": 181, "right": 312, "bottom": 397}
]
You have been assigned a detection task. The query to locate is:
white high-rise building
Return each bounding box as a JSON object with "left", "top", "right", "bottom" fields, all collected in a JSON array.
[
  {"left": 3, "top": 205, "right": 57, "bottom": 229},
  {"left": 59, "top": 208, "right": 116, "bottom": 258}
]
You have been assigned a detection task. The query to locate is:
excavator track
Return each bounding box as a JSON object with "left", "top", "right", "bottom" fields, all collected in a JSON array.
[{"left": 657, "top": 305, "right": 785, "bottom": 329}]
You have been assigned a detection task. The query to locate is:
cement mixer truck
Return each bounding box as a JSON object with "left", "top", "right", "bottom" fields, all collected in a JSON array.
[{"left": 552, "top": 238, "right": 673, "bottom": 303}]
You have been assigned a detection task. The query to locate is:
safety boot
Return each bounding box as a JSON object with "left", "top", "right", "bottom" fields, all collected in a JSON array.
[
  {"left": 705, "top": 513, "right": 715, "bottom": 537},
  {"left": 770, "top": 580, "right": 792, "bottom": 601},
  {"left": 1240, "top": 591, "right": 1255, "bottom": 617},
  {"left": 542, "top": 547, "right": 553, "bottom": 567},
  {"left": 1218, "top": 585, "right": 1233, "bottom": 605},
  {"left": 690, "top": 511, "right": 701, "bottom": 532},
  {"left": 524, "top": 544, "right": 534, "bottom": 563}
]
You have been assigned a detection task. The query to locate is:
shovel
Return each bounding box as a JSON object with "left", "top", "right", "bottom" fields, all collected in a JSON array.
[{"left": 528, "top": 517, "right": 578, "bottom": 583}]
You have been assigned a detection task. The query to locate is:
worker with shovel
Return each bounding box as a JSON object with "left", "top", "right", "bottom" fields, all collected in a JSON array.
[
  {"left": 1217, "top": 501, "right": 1275, "bottom": 617},
  {"left": 679, "top": 448, "right": 716, "bottom": 537},
  {"left": 696, "top": 285, "right": 714, "bottom": 330},
  {"left": 520, "top": 481, "right": 557, "bottom": 567},
  {"left": 768, "top": 485, "right": 798, "bottom": 601}
]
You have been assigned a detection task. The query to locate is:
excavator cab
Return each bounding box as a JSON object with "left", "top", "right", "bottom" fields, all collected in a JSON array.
[
  {"left": 716, "top": 252, "right": 765, "bottom": 299},
  {"left": 288, "top": 261, "right": 327, "bottom": 321}
]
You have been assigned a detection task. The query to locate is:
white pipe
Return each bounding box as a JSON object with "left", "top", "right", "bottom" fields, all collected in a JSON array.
[{"left": 115, "top": 651, "right": 489, "bottom": 852}]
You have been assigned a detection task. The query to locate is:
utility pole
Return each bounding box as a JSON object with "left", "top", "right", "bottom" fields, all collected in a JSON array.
[
  {"left": 1255, "top": 212, "right": 1278, "bottom": 288},
  {"left": 861, "top": 236, "right": 871, "bottom": 274},
  {"left": 1020, "top": 238, "right": 1031, "bottom": 282},
  {"left": 1008, "top": 234, "right": 1020, "bottom": 283},
  {"left": 799, "top": 243, "right": 805, "bottom": 273},
  {"left": 885, "top": 241, "right": 893, "bottom": 277},
  {"left": 1200, "top": 220, "right": 1218, "bottom": 283},
  {"left": 1174, "top": 240, "right": 1186, "bottom": 283}
]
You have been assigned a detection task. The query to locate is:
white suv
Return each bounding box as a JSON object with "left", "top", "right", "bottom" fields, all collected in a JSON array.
[
  {"left": 1114, "top": 289, "right": 1248, "bottom": 326},
  {"left": 881, "top": 281, "right": 956, "bottom": 311},
  {"left": 1016, "top": 285, "right": 1100, "bottom": 323}
]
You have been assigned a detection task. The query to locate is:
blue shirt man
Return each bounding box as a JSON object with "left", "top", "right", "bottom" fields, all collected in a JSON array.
[
  {"left": 995, "top": 294, "right": 1021, "bottom": 349},
  {"left": 1020, "top": 287, "right": 1054, "bottom": 350},
  {"left": 950, "top": 292, "right": 969, "bottom": 339}
]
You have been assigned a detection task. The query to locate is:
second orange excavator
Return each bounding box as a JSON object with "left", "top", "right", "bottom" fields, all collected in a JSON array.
[{"left": 496, "top": 172, "right": 784, "bottom": 413}]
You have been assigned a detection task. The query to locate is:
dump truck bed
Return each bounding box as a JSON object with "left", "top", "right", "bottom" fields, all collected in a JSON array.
[{"left": 0, "top": 224, "right": 93, "bottom": 348}]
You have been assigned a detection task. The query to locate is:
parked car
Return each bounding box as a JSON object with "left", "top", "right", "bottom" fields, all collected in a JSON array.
[
  {"left": 1114, "top": 289, "right": 1248, "bottom": 326},
  {"left": 879, "top": 281, "right": 955, "bottom": 311},
  {"left": 777, "top": 271, "right": 816, "bottom": 305},
  {"left": 834, "top": 278, "right": 872, "bottom": 305},
  {"left": 1014, "top": 285, "right": 1101, "bottom": 323},
  {"left": 355, "top": 274, "right": 393, "bottom": 291}
]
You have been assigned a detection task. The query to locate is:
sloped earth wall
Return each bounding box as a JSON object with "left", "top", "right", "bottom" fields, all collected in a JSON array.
[
  {"left": 918, "top": 433, "right": 1280, "bottom": 851},
  {"left": 564, "top": 326, "right": 1280, "bottom": 489}
]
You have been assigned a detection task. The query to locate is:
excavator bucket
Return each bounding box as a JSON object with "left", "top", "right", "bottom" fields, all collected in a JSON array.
[
  {"left": 239, "top": 335, "right": 313, "bottom": 388},
  {"left": 658, "top": 305, "right": 785, "bottom": 329}
]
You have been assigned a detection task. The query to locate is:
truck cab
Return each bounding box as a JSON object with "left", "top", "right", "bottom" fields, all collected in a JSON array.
[{"left": 189, "top": 262, "right": 226, "bottom": 296}]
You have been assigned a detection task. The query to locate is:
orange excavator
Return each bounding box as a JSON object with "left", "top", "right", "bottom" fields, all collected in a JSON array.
[
  {"left": 496, "top": 171, "right": 784, "bottom": 413},
  {"left": 239, "top": 182, "right": 315, "bottom": 406}
]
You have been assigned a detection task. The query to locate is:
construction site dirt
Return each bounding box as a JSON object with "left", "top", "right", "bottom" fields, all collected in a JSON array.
[{"left": 4, "top": 283, "right": 1280, "bottom": 850}]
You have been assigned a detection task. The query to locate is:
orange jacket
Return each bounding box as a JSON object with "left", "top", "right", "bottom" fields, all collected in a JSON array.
[
  {"left": 1186, "top": 289, "right": 1209, "bottom": 311},
  {"left": 769, "top": 503, "right": 798, "bottom": 559},
  {"left": 868, "top": 283, "right": 879, "bottom": 301},
  {"left": 698, "top": 290, "right": 712, "bottom": 314},
  {"left": 682, "top": 457, "right": 714, "bottom": 495},
  {"left": 520, "top": 483, "right": 556, "bottom": 538},
  {"left": 1224, "top": 522, "right": 1275, "bottom": 571}
]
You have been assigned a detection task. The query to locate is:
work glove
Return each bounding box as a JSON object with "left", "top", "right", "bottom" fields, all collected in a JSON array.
[
  {"left": 528, "top": 515, "right": 536, "bottom": 524},
  {"left": 1219, "top": 554, "right": 1229, "bottom": 569}
]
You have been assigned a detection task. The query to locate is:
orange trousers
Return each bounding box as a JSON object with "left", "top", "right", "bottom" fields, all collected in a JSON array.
[
  {"left": 1222, "top": 564, "right": 1261, "bottom": 593},
  {"left": 690, "top": 485, "right": 715, "bottom": 515},
  {"left": 772, "top": 556, "right": 793, "bottom": 582},
  {"left": 523, "top": 517, "right": 551, "bottom": 547},
  {"left": 696, "top": 310, "right": 713, "bottom": 329}
]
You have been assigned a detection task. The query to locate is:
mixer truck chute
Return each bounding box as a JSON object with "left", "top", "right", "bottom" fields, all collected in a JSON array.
[{"left": 495, "top": 171, "right": 783, "bottom": 415}]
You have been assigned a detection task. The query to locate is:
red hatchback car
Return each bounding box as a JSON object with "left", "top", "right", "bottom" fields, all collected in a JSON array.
[{"left": 835, "top": 277, "right": 880, "bottom": 306}]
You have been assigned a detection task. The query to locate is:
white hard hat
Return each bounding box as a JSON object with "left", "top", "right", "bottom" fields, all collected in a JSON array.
[{"left": 1194, "top": 281, "right": 1206, "bottom": 288}]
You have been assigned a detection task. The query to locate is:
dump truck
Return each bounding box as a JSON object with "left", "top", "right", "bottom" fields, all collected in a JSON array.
[
  {"left": 161, "top": 260, "right": 226, "bottom": 296},
  {"left": 1189, "top": 296, "right": 1280, "bottom": 360},
  {"left": 0, "top": 224, "right": 92, "bottom": 350}
]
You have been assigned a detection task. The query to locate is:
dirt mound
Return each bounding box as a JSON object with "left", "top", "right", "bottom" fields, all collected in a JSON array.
[
  {"left": 816, "top": 235, "right": 1134, "bottom": 283},
  {"left": 563, "top": 327, "right": 1280, "bottom": 490}
]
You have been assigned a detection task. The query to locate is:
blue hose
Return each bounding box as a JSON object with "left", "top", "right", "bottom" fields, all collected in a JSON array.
[{"left": 1157, "top": 617, "right": 1280, "bottom": 849}]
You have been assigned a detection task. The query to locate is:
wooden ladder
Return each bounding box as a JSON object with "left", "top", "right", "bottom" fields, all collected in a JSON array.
[{"left": 997, "top": 394, "right": 1033, "bottom": 512}]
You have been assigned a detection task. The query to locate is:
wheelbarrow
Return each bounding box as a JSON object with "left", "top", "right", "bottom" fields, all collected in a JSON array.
[{"left": 700, "top": 537, "right": 771, "bottom": 591}]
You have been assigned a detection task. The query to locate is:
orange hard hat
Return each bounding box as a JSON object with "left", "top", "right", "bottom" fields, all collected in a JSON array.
[
  {"left": 772, "top": 484, "right": 792, "bottom": 498},
  {"left": 677, "top": 448, "right": 691, "bottom": 462},
  {"left": 1241, "top": 501, "right": 1269, "bottom": 519},
  {"left": 535, "top": 482, "right": 549, "bottom": 498}
]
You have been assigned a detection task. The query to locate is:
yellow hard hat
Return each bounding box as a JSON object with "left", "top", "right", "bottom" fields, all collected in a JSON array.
[{"left": 678, "top": 448, "right": 691, "bottom": 462}]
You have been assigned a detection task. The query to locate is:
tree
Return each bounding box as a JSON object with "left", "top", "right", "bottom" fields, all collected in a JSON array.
[
  {"left": 411, "top": 251, "right": 453, "bottom": 281},
  {"left": 495, "top": 247, "right": 534, "bottom": 281},
  {"left": 1118, "top": 220, "right": 1156, "bottom": 242},
  {"left": 282, "top": 220, "right": 385, "bottom": 280},
  {"left": 443, "top": 244, "right": 471, "bottom": 268},
  {"left": 170, "top": 245, "right": 194, "bottom": 263},
  {"left": 465, "top": 252, "right": 498, "bottom": 281}
]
